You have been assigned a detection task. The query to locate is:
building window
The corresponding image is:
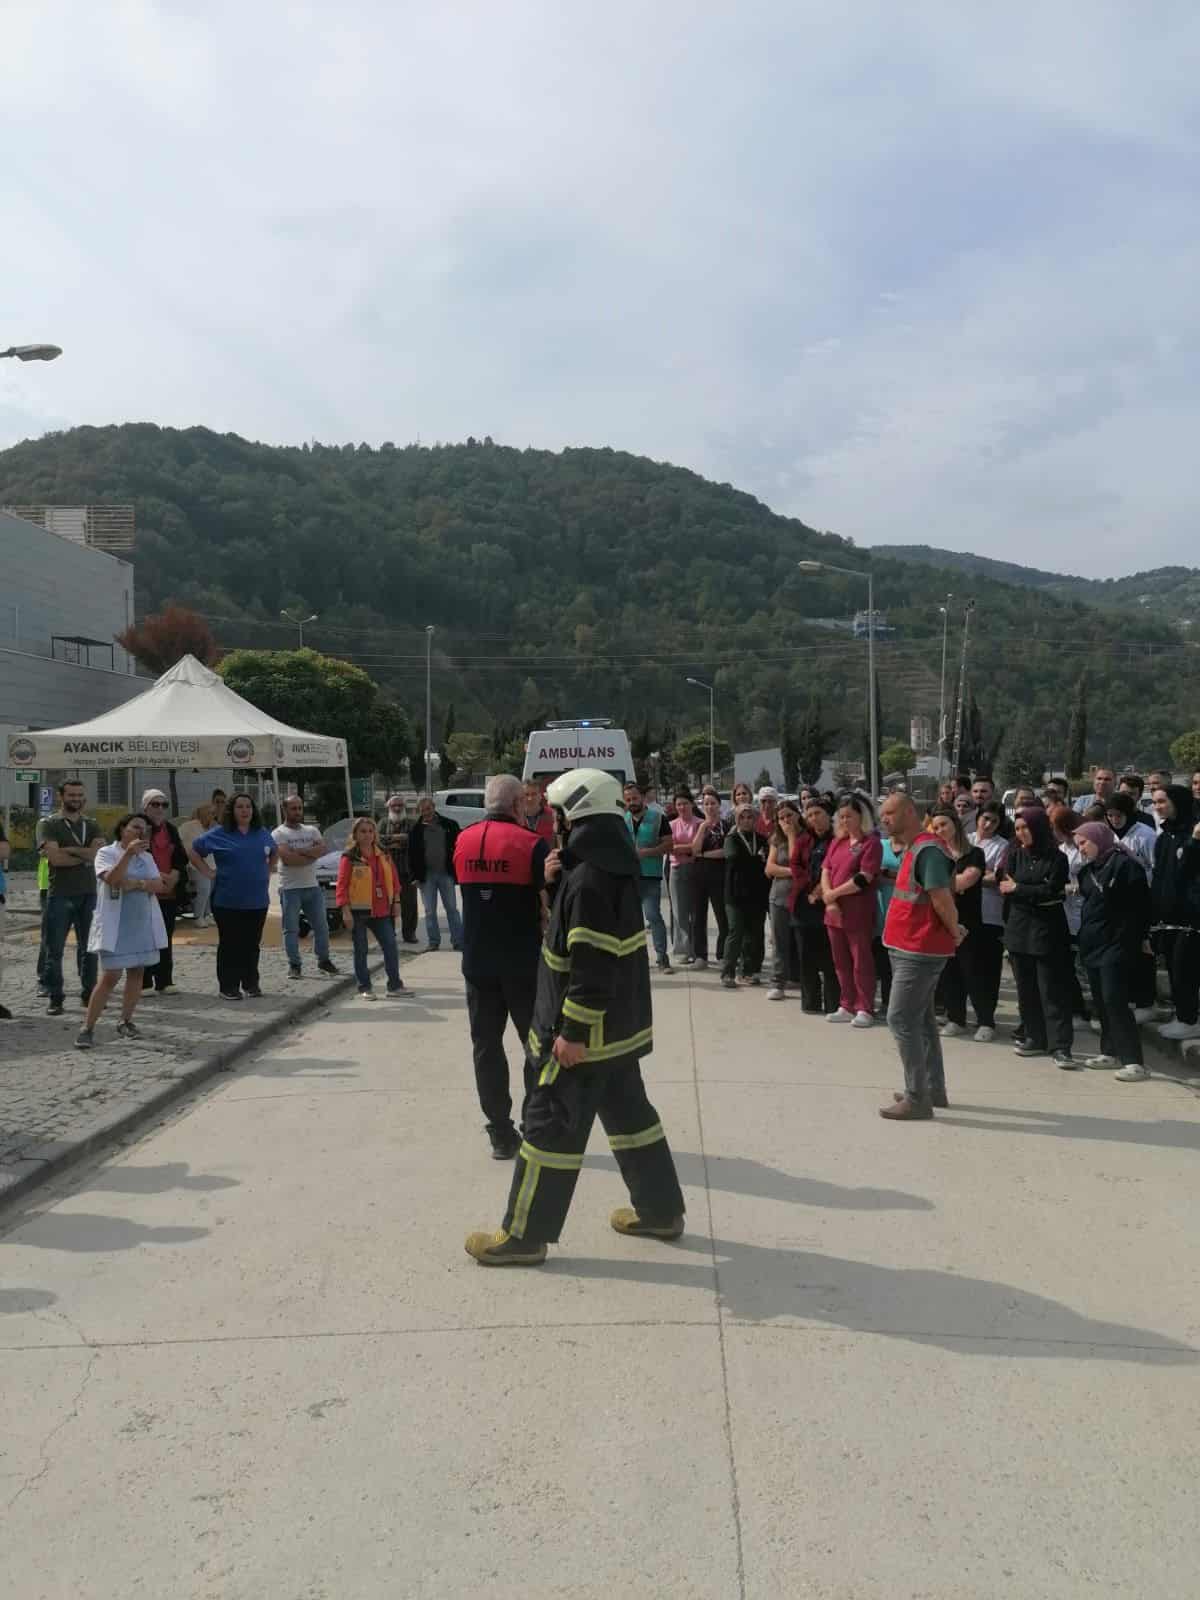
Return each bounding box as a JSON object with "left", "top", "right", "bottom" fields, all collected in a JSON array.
[{"left": 95, "top": 768, "right": 130, "bottom": 808}]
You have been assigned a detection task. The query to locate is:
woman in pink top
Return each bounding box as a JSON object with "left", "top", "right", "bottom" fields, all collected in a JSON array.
[
  {"left": 821, "top": 794, "right": 883, "bottom": 1027},
  {"left": 668, "top": 789, "right": 705, "bottom": 962}
]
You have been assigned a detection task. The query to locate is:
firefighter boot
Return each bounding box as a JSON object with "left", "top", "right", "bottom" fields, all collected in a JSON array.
[
  {"left": 610, "top": 1208, "right": 684, "bottom": 1240},
  {"left": 464, "top": 1228, "right": 548, "bottom": 1267}
]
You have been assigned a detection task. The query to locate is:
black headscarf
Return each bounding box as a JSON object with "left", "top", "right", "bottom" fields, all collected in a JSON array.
[{"left": 1017, "top": 805, "right": 1056, "bottom": 856}]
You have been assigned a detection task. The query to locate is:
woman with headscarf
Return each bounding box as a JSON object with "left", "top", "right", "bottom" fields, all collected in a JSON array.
[
  {"left": 1104, "top": 789, "right": 1159, "bottom": 1021},
  {"left": 1150, "top": 784, "right": 1200, "bottom": 1041},
  {"left": 797, "top": 800, "right": 840, "bottom": 1013},
  {"left": 1075, "top": 820, "right": 1152, "bottom": 1080},
  {"left": 998, "top": 805, "right": 1075, "bottom": 1067},
  {"left": 821, "top": 793, "right": 882, "bottom": 1027}
]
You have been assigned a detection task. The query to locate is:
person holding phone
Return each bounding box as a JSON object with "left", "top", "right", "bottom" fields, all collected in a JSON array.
[{"left": 76, "top": 813, "right": 168, "bottom": 1049}]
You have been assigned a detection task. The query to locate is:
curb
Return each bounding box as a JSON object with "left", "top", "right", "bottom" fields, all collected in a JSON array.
[{"left": 0, "top": 963, "right": 380, "bottom": 1217}]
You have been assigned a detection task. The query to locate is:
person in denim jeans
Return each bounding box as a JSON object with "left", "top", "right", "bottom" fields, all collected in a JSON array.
[
  {"left": 409, "top": 796, "right": 463, "bottom": 950},
  {"left": 335, "top": 816, "right": 407, "bottom": 999},
  {"left": 36, "top": 781, "right": 102, "bottom": 1015},
  {"left": 623, "top": 780, "right": 674, "bottom": 971},
  {"left": 272, "top": 795, "right": 339, "bottom": 980}
]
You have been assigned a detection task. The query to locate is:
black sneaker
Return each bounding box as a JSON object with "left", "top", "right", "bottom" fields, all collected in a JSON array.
[
  {"left": 242, "top": 987, "right": 264, "bottom": 999},
  {"left": 402, "top": 936, "right": 420, "bottom": 945},
  {"left": 46, "top": 999, "right": 64, "bottom": 1016},
  {"left": 656, "top": 958, "right": 673, "bottom": 973},
  {"left": 116, "top": 1018, "right": 140, "bottom": 1039},
  {"left": 1014, "top": 1041, "right": 1047, "bottom": 1058},
  {"left": 288, "top": 965, "right": 303, "bottom": 980},
  {"left": 0, "top": 1004, "right": 11, "bottom": 1020},
  {"left": 220, "top": 990, "right": 243, "bottom": 1002},
  {"left": 486, "top": 1123, "right": 521, "bottom": 1160},
  {"left": 75, "top": 1027, "right": 94, "bottom": 1049},
  {"left": 317, "top": 959, "right": 339, "bottom": 975},
  {"left": 1054, "top": 1050, "right": 1078, "bottom": 1070}
]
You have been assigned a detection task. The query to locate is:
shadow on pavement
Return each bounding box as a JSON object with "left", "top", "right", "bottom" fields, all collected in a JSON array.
[
  {"left": 582, "top": 1151, "right": 934, "bottom": 1212},
  {"left": 240, "top": 1056, "right": 359, "bottom": 1079},
  {"left": 12, "top": 1213, "right": 209, "bottom": 1252},
  {"left": 943, "top": 1105, "right": 1200, "bottom": 1152},
  {"left": 81, "top": 1163, "right": 239, "bottom": 1196},
  {"left": 0, "top": 1288, "right": 57, "bottom": 1314},
  {"left": 552, "top": 1235, "right": 1198, "bottom": 1360}
]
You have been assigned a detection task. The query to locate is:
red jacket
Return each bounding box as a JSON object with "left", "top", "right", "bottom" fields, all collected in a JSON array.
[{"left": 787, "top": 831, "right": 815, "bottom": 916}]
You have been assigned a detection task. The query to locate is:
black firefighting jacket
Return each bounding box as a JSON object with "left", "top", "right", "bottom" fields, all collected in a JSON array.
[{"left": 527, "top": 813, "right": 653, "bottom": 1076}]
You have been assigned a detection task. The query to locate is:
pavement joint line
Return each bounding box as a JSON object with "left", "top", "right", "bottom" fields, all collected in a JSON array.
[{"left": 686, "top": 979, "right": 747, "bottom": 1600}]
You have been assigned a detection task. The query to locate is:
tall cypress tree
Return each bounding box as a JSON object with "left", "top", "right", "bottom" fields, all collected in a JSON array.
[{"left": 1065, "top": 672, "right": 1088, "bottom": 779}]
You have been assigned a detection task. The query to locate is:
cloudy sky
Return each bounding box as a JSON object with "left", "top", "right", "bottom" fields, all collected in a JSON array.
[{"left": 3, "top": 2, "right": 1197, "bottom": 575}]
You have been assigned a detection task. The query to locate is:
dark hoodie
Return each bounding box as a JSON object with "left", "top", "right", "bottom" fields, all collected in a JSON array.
[
  {"left": 526, "top": 813, "right": 653, "bottom": 1077},
  {"left": 1151, "top": 786, "right": 1200, "bottom": 928},
  {"left": 1001, "top": 807, "right": 1070, "bottom": 958}
]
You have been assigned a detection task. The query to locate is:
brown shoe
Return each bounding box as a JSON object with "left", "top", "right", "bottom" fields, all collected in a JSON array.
[
  {"left": 880, "top": 1095, "right": 934, "bottom": 1120},
  {"left": 894, "top": 1088, "right": 949, "bottom": 1110}
]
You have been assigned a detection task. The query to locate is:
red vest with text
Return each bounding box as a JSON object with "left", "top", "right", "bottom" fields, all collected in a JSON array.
[
  {"left": 883, "top": 833, "right": 955, "bottom": 957},
  {"left": 454, "top": 817, "right": 540, "bottom": 886}
]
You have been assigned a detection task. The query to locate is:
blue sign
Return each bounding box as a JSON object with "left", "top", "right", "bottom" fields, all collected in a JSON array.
[{"left": 39, "top": 786, "right": 54, "bottom": 817}]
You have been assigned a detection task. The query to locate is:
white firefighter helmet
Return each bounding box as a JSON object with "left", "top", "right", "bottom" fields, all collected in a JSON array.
[{"left": 546, "top": 767, "right": 625, "bottom": 822}]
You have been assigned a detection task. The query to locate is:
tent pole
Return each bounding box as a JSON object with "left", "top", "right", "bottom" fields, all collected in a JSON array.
[
  {"left": 344, "top": 758, "right": 355, "bottom": 820},
  {"left": 272, "top": 767, "right": 282, "bottom": 825}
]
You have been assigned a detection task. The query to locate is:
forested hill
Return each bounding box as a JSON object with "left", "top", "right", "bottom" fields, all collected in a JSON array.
[
  {"left": 0, "top": 423, "right": 1195, "bottom": 769},
  {"left": 883, "top": 544, "right": 1200, "bottom": 623}
]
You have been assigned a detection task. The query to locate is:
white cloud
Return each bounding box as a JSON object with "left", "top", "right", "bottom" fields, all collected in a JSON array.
[{"left": 1, "top": 1, "right": 1198, "bottom": 574}]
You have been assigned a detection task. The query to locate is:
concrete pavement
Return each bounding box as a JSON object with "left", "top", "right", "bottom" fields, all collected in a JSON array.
[{"left": 2, "top": 951, "right": 1199, "bottom": 1598}]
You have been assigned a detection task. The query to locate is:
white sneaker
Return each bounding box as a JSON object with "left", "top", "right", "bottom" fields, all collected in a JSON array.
[
  {"left": 1083, "top": 1054, "right": 1118, "bottom": 1069},
  {"left": 826, "top": 1008, "right": 854, "bottom": 1024},
  {"left": 939, "top": 1021, "right": 963, "bottom": 1038},
  {"left": 692, "top": 957, "right": 708, "bottom": 970},
  {"left": 1114, "top": 1062, "right": 1150, "bottom": 1082},
  {"left": 973, "top": 1026, "right": 995, "bottom": 1043},
  {"left": 851, "top": 1010, "right": 874, "bottom": 1028},
  {"left": 1088, "top": 1018, "right": 1102, "bottom": 1034},
  {"left": 767, "top": 987, "right": 786, "bottom": 1001},
  {"left": 359, "top": 989, "right": 376, "bottom": 1003},
  {"left": 1159, "top": 1019, "right": 1200, "bottom": 1041},
  {"left": 1132, "top": 1007, "right": 1157, "bottom": 1024}
]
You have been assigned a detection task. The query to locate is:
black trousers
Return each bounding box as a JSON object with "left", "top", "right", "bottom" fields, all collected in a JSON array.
[
  {"left": 692, "top": 860, "right": 729, "bottom": 962},
  {"left": 939, "top": 924, "right": 1001, "bottom": 1028},
  {"left": 1132, "top": 947, "right": 1158, "bottom": 1010},
  {"left": 398, "top": 879, "right": 419, "bottom": 941},
  {"left": 1160, "top": 928, "right": 1200, "bottom": 1025},
  {"left": 1085, "top": 962, "right": 1142, "bottom": 1066},
  {"left": 872, "top": 938, "right": 892, "bottom": 1010},
  {"left": 149, "top": 900, "right": 178, "bottom": 989},
  {"left": 1009, "top": 949, "right": 1074, "bottom": 1053},
  {"left": 503, "top": 1060, "right": 684, "bottom": 1243},
  {"left": 212, "top": 906, "right": 267, "bottom": 994},
  {"left": 722, "top": 902, "right": 765, "bottom": 979},
  {"left": 466, "top": 972, "right": 538, "bottom": 1130},
  {"left": 798, "top": 921, "right": 840, "bottom": 1012}
]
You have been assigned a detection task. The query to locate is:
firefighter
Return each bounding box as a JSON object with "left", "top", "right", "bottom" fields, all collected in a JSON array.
[
  {"left": 454, "top": 774, "right": 550, "bottom": 1159},
  {"left": 466, "top": 768, "right": 685, "bottom": 1265}
]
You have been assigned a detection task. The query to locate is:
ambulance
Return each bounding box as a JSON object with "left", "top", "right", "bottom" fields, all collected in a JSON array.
[{"left": 522, "top": 719, "right": 634, "bottom": 786}]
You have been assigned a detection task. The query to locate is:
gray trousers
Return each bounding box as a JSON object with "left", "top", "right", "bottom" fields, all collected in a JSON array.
[
  {"left": 886, "top": 949, "right": 949, "bottom": 1104},
  {"left": 669, "top": 866, "right": 695, "bottom": 958},
  {"left": 769, "top": 900, "right": 796, "bottom": 988}
]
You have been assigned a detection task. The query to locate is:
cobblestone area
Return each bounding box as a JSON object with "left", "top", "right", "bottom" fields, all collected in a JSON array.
[{"left": 0, "top": 881, "right": 379, "bottom": 1200}]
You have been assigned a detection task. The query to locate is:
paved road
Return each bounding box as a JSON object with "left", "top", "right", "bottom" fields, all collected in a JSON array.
[{"left": 3, "top": 951, "right": 1199, "bottom": 1598}]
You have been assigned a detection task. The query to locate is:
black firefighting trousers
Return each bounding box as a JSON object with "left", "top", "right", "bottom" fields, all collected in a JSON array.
[{"left": 503, "top": 1059, "right": 685, "bottom": 1243}]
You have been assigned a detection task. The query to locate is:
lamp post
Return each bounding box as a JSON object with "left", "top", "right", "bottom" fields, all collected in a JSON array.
[
  {"left": 280, "top": 609, "right": 317, "bottom": 648},
  {"left": 685, "top": 676, "right": 715, "bottom": 783},
  {"left": 425, "top": 625, "right": 435, "bottom": 789},
  {"left": 797, "top": 558, "right": 877, "bottom": 798},
  {"left": 1, "top": 344, "right": 62, "bottom": 362},
  {"left": 937, "top": 593, "right": 954, "bottom": 782}
]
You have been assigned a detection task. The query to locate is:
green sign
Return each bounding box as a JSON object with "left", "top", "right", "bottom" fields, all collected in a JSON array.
[
  {"left": 351, "top": 778, "right": 371, "bottom": 810},
  {"left": 15, "top": 769, "right": 41, "bottom": 783}
]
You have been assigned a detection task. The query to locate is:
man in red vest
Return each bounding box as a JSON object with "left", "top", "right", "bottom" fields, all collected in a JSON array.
[
  {"left": 878, "top": 793, "right": 966, "bottom": 1120},
  {"left": 522, "top": 779, "right": 556, "bottom": 847},
  {"left": 454, "top": 774, "right": 550, "bottom": 1159}
]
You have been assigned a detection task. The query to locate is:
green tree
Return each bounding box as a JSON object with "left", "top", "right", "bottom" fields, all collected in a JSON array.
[
  {"left": 797, "top": 697, "right": 836, "bottom": 786},
  {"left": 754, "top": 767, "right": 773, "bottom": 791},
  {"left": 115, "top": 603, "right": 220, "bottom": 813},
  {"left": 446, "top": 731, "right": 491, "bottom": 780},
  {"left": 673, "top": 730, "right": 733, "bottom": 782},
  {"left": 1065, "top": 671, "right": 1088, "bottom": 779},
  {"left": 1169, "top": 730, "right": 1200, "bottom": 773},
  {"left": 437, "top": 702, "right": 456, "bottom": 788},
  {"left": 880, "top": 741, "right": 917, "bottom": 777},
  {"left": 779, "top": 707, "right": 800, "bottom": 793},
  {"left": 1002, "top": 712, "right": 1048, "bottom": 787},
  {"left": 217, "top": 647, "right": 411, "bottom": 780}
]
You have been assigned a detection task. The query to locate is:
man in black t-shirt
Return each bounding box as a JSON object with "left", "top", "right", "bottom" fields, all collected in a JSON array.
[{"left": 36, "top": 780, "right": 103, "bottom": 1015}]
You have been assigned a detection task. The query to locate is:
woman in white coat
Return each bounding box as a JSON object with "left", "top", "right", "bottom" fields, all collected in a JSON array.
[{"left": 77, "top": 812, "right": 168, "bottom": 1050}]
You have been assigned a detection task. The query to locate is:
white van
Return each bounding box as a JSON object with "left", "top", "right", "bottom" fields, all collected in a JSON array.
[
  {"left": 522, "top": 720, "right": 634, "bottom": 786},
  {"left": 433, "top": 788, "right": 488, "bottom": 828}
]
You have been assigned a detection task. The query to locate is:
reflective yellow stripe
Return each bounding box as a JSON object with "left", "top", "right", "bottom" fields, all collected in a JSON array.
[
  {"left": 541, "top": 944, "right": 571, "bottom": 973},
  {"left": 562, "top": 996, "right": 605, "bottom": 1023},
  {"left": 518, "top": 1141, "right": 584, "bottom": 1171},
  {"left": 510, "top": 1157, "right": 540, "bottom": 1238},
  {"left": 608, "top": 1121, "right": 665, "bottom": 1152},
  {"left": 538, "top": 1057, "right": 560, "bottom": 1086},
  {"left": 586, "top": 1026, "right": 653, "bottom": 1062},
  {"left": 566, "top": 926, "right": 647, "bottom": 958},
  {"left": 527, "top": 1026, "right": 543, "bottom": 1056}
]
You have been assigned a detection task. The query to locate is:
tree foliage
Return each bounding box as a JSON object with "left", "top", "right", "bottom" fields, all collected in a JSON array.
[
  {"left": 1002, "top": 713, "right": 1048, "bottom": 787},
  {"left": 115, "top": 603, "right": 217, "bottom": 675},
  {"left": 673, "top": 730, "right": 733, "bottom": 781},
  {"left": 1065, "top": 671, "right": 1088, "bottom": 779},
  {"left": 796, "top": 697, "right": 836, "bottom": 787},
  {"left": 1169, "top": 730, "right": 1200, "bottom": 773},
  {"left": 216, "top": 647, "right": 411, "bottom": 777},
  {"left": 880, "top": 742, "right": 917, "bottom": 776}
]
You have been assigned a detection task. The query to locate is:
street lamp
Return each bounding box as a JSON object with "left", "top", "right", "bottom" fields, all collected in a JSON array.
[
  {"left": 280, "top": 609, "right": 317, "bottom": 648},
  {"left": 1, "top": 344, "right": 62, "bottom": 362},
  {"left": 425, "top": 625, "right": 435, "bottom": 788},
  {"left": 937, "top": 594, "right": 954, "bottom": 782},
  {"left": 797, "top": 558, "right": 877, "bottom": 798},
  {"left": 685, "top": 676, "right": 715, "bottom": 782}
]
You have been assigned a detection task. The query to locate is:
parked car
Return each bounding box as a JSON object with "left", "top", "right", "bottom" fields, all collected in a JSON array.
[{"left": 433, "top": 788, "right": 487, "bottom": 828}]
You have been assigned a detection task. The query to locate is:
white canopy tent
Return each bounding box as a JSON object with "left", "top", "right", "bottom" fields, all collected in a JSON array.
[{"left": 4, "top": 654, "right": 353, "bottom": 816}]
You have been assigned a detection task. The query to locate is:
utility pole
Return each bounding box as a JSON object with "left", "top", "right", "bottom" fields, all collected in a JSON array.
[
  {"left": 937, "top": 594, "right": 953, "bottom": 782},
  {"left": 685, "top": 677, "right": 715, "bottom": 782},
  {"left": 950, "top": 599, "right": 976, "bottom": 778},
  {"left": 425, "top": 625, "right": 435, "bottom": 790}
]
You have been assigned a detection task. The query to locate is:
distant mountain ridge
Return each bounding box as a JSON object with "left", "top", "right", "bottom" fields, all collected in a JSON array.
[{"left": 880, "top": 544, "right": 1200, "bottom": 623}]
